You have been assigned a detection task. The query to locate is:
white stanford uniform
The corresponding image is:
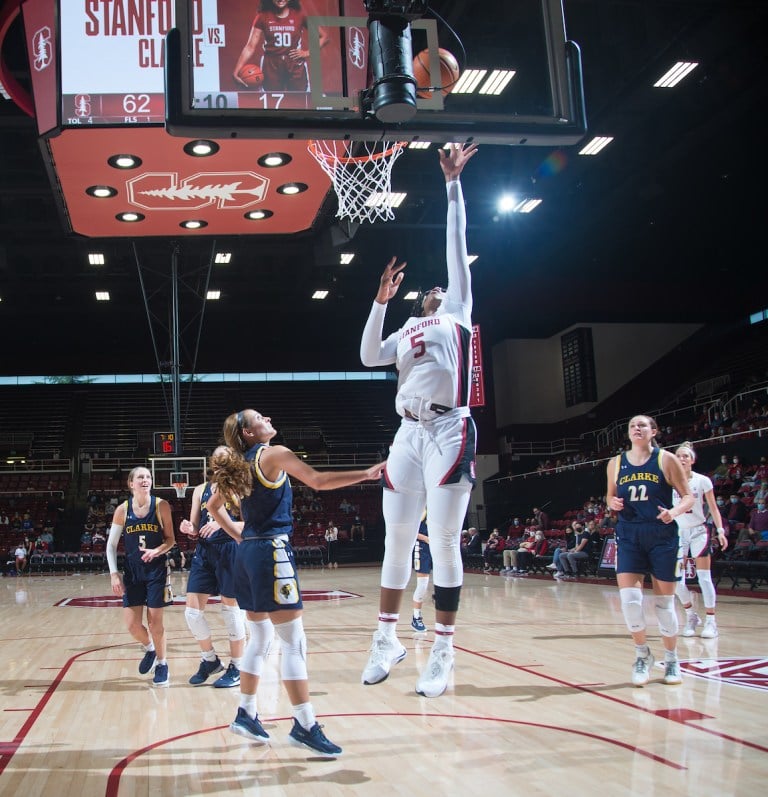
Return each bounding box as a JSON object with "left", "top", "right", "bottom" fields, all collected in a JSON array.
[
  {"left": 673, "top": 471, "right": 714, "bottom": 558},
  {"left": 360, "top": 179, "right": 476, "bottom": 591}
]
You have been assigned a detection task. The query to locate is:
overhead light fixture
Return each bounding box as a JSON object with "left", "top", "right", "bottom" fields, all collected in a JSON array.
[
  {"left": 95, "top": 291, "right": 110, "bottom": 301},
  {"left": 88, "top": 253, "right": 105, "bottom": 265},
  {"left": 408, "top": 141, "right": 431, "bottom": 149},
  {"left": 85, "top": 185, "right": 118, "bottom": 198},
  {"left": 116, "top": 212, "right": 145, "bottom": 222},
  {"left": 478, "top": 70, "right": 516, "bottom": 95},
  {"left": 180, "top": 220, "right": 208, "bottom": 229},
  {"left": 206, "top": 290, "right": 221, "bottom": 300},
  {"left": 514, "top": 198, "right": 542, "bottom": 213},
  {"left": 108, "top": 154, "right": 142, "bottom": 169},
  {"left": 365, "top": 192, "right": 406, "bottom": 209},
  {"left": 312, "top": 290, "right": 329, "bottom": 300},
  {"left": 497, "top": 195, "right": 542, "bottom": 213},
  {"left": 451, "top": 69, "right": 487, "bottom": 94},
  {"left": 340, "top": 253, "right": 355, "bottom": 265},
  {"left": 214, "top": 252, "right": 232, "bottom": 264},
  {"left": 278, "top": 182, "right": 308, "bottom": 195},
  {"left": 654, "top": 61, "right": 698, "bottom": 88},
  {"left": 183, "top": 139, "right": 220, "bottom": 157},
  {"left": 579, "top": 136, "right": 614, "bottom": 155},
  {"left": 403, "top": 291, "right": 419, "bottom": 301},
  {"left": 258, "top": 152, "right": 292, "bottom": 167},
  {"left": 245, "top": 209, "right": 273, "bottom": 220},
  {"left": 467, "top": 255, "right": 479, "bottom": 265}
]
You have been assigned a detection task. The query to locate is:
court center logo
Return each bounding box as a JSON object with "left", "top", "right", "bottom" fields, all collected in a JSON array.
[
  {"left": 32, "top": 26, "right": 53, "bottom": 72},
  {"left": 126, "top": 171, "right": 270, "bottom": 211},
  {"left": 681, "top": 657, "right": 768, "bottom": 691}
]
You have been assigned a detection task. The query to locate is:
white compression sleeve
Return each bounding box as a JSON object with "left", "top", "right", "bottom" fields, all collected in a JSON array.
[{"left": 106, "top": 522, "right": 123, "bottom": 573}]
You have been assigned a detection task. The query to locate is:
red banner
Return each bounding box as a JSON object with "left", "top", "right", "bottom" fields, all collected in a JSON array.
[{"left": 469, "top": 324, "right": 485, "bottom": 407}]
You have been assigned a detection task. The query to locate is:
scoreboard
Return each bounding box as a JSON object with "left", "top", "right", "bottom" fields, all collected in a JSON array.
[{"left": 153, "top": 431, "right": 177, "bottom": 455}]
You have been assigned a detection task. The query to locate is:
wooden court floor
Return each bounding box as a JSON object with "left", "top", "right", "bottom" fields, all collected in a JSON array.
[{"left": 1, "top": 566, "right": 767, "bottom": 796}]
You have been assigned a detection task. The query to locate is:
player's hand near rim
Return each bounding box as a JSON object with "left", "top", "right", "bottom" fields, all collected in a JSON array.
[
  {"left": 375, "top": 257, "right": 406, "bottom": 305},
  {"left": 439, "top": 142, "right": 478, "bottom": 182}
]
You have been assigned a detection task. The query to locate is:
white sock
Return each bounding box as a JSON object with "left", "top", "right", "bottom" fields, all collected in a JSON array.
[
  {"left": 202, "top": 649, "right": 217, "bottom": 662},
  {"left": 292, "top": 701, "right": 316, "bottom": 731},
  {"left": 240, "top": 693, "right": 258, "bottom": 717},
  {"left": 143, "top": 641, "right": 155, "bottom": 652}
]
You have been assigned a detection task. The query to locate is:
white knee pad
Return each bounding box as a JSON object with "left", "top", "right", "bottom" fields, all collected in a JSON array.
[
  {"left": 619, "top": 588, "right": 646, "bottom": 633},
  {"left": 413, "top": 575, "right": 430, "bottom": 604},
  {"left": 675, "top": 579, "right": 692, "bottom": 607},
  {"left": 275, "top": 617, "right": 308, "bottom": 681},
  {"left": 184, "top": 607, "right": 211, "bottom": 641},
  {"left": 221, "top": 603, "right": 246, "bottom": 642},
  {"left": 241, "top": 619, "right": 274, "bottom": 677},
  {"left": 654, "top": 595, "right": 679, "bottom": 638},
  {"left": 696, "top": 570, "right": 716, "bottom": 609}
]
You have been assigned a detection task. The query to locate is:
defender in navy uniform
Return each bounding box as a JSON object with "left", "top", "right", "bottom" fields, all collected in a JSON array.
[
  {"left": 411, "top": 513, "right": 432, "bottom": 632},
  {"left": 179, "top": 454, "right": 246, "bottom": 689},
  {"left": 206, "top": 408, "right": 385, "bottom": 757},
  {"left": 107, "top": 466, "right": 175, "bottom": 687},
  {"left": 606, "top": 415, "right": 693, "bottom": 688}
]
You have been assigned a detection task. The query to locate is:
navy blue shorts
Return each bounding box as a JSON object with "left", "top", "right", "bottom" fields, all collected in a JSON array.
[
  {"left": 413, "top": 540, "right": 432, "bottom": 574},
  {"left": 122, "top": 555, "right": 172, "bottom": 608},
  {"left": 615, "top": 521, "right": 681, "bottom": 582},
  {"left": 186, "top": 539, "right": 238, "bottom": 598},
  {"left": 234, "top": 537, "right": 303, "bottom": 613}
]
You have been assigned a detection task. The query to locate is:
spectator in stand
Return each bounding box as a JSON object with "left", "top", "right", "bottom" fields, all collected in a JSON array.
[
  {"left": 754, "top": 457, "right": 768, "bottom": 484},
  {"left": 339, "top": 498, "right": 353, "bottom": 514},
  {"left": 726, "top": 456, "right": 744, "bottom": 490},
  {"left": 754, "top": 481, "right": 768, "bottom": 505},
  {"left": 725, "top": 493, "right": 750, "bottom": 535},
  {"left": 555, "top": 524, "right": 593, "bottom": 579},
  {"left": 506, "top": 517, "right": 523, "bottom": 538},
  {"left": 747, "top": 498, "right": 768, "bottom": 541},
  {"left": 14, "top": 543, "right": 28, "bottom": 575},
  {"left": 92, "top": 528, "right": 106, "bottom": 546},
  {"left": 546, "top": 520, "right": 578, "bottom": 572},
  {"left": 503, "top": 529, "right": 547, "bottom": 575},
  {"left": 350, "top": 515, "right": 365, "bottom": 542},
  {"left": 325, "top": 520, "right": 339, "bottom": 568},
  {"left": 462, "top": 527, "right": 482, "bottom": 560},
  {"left": 599, "top": 510, "right": 618, "bottom": 534},
  {"left": 711, "top": 455, "right": 730, "bottom": 487},
  {"left": 532, "top": 506, "right": 550, "bottom": 531},
  {"left": 482, "top": 528, "right": 504, "bottom": 572},
  {"left": 80, "top": 528, "right": 93, "bottom": 548}
]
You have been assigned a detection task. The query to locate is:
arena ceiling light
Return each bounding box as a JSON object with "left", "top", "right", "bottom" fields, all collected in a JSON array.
[
  {"left": 88, "top": 253, "right": 105, "bottom": 265},
  {"left": 312, "top": 290, "right": 329, "bottom": 300},
  {"left": 654, "top": 61, "right": 698, "bottom": 88},
  {"left": 579, "top": 136, "right": 614, "bottom": 155},
  {"left": 214, "top": 252, "right": 232, "bottom": 264}
]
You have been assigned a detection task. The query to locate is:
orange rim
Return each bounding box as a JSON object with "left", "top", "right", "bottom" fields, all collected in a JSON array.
[{"left": 308, "top": 140, "right": 408, "bottom": 165}]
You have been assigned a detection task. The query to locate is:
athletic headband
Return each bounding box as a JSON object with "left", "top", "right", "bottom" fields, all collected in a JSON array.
[{"left": 676, "top": 445, "right": 696, "bottom": 461}]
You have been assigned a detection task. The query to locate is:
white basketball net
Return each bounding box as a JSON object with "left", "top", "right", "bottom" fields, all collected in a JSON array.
[{"left": 308, "top": 139, "right": 407, "bottom": 223}]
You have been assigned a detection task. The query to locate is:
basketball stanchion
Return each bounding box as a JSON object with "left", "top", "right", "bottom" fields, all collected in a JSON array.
[{"left": 307, "top": 139, "right": 408, "bottom": 223}]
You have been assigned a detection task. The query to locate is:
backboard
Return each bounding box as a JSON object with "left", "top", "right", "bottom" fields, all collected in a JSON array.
[
  {"left": 165, "top": 0, "right": 587, "bottom": 147},
  {"left": 150, "top": 456, "right": 206, "bottom": 497}
]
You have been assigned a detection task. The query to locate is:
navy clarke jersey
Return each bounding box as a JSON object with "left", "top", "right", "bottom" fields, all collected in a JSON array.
[
  {"left": 200, "top": 481, "right": 238, "bottom": 544},
  {"left": 614, "top": 448, "right": 674, "bottom": 524},
  {"left": 241, "top": 443, "right": 293, "bottom": 540},
  {"left": 123, "top": 495, "right": 165, "bottom": 557}
]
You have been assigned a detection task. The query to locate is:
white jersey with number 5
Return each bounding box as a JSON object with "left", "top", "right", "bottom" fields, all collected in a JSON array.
[
  {"left": 673, "top": 471, "right": 713, "bottom": 529},
  {"left": 360, "top": 179, "right": 473, "bottom": 418}
]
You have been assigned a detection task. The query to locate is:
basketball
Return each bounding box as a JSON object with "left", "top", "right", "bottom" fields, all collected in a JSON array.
[
  {"left": 238, "top": 63, "right": 263, "bottom": 88},
  {"left": 412, "top": 48, "right": 460, "bottom": 99}
]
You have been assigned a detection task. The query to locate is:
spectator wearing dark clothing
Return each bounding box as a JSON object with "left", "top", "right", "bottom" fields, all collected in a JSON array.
[
  {"left": 532, "top": 507, "right": 550, "bottom": 531},
  {"left": 725, "top": 494, "right": 750, "bottom": 534}
]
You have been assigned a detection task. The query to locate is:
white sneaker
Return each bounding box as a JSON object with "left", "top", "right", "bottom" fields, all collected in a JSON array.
[
  {"left": 663, "top": 659, "right": 682, "bottom": 685},
  {"left": 681, "top": 611, "right": 701, "bottom": 637},
  {"left": 553, "top": 571, "right": 566, "bottom": 579},
  {"left": 361, "top": 631, "right": 407, "bottom": 685},
  {"left": 416, "top": 645, "right": 455, "bottom": 698},
  {"left": 545, "top": 563, "right": 557, "bottom": 570},
  {"left": 632, "top": 652, "right": 655, "bottom": 687},
  {"left": 701, "top": 617, "right": 718, "bottom": 639}
]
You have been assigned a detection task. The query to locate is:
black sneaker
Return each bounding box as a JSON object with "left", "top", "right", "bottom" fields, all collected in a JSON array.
[
  {"left": 229, "top": 707, "right": 270, "bottom": 744},
  {"left": 288, "top": 719, "right": 342, "bottom": 757},
  {"left": 188, "top": 656, "right": 224, "bottom": 685},
  {"left": 138, "top": 649, "right": 157, "bottom": 675}
]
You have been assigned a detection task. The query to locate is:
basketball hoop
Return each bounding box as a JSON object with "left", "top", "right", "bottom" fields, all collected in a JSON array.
[
  {"left": 307, "top": 139, "right": 407, "bottom": 223},
  {"left": 170, "top": 471, "right": 189, "bottom": 499}
]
